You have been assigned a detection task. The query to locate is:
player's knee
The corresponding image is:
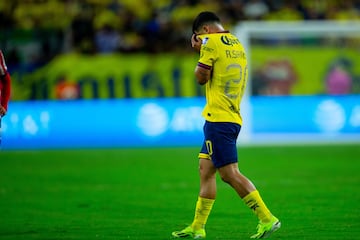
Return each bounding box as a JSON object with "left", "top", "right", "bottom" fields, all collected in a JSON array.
[
  {"left": 199, "top": 166, "right": 211, "bottom": 179},
  {"left": 219, "top": 172, "right": 232, "bottom": 184},
  {"left": 199, "top": 164, "right": 215, "bottom": 180}
]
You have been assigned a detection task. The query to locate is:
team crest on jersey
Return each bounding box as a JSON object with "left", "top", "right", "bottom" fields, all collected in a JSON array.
[{"left": 202, "top": 37, "right": 209, "bottom": 45}]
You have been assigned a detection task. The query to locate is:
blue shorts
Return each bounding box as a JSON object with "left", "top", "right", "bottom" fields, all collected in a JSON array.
[{"left": 198, "top": 121, "right": 241, "bottom": 168}]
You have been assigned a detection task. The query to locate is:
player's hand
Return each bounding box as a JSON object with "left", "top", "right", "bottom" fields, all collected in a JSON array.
[
  {"left": 0, "top": 106, "right": 6, "bottom": 117},
  {"left": 191, "top": 34, "right": 202, "bottom": 52}
]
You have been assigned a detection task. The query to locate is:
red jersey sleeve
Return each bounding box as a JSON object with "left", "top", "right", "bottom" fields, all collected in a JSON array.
[{"left": 0, "top": 50, "right": 11, "bottom": 111}]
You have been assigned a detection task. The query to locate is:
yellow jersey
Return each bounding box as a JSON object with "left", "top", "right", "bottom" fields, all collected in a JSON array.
[{"left": 197, "top": 31, "right": 248, "bottom": 125}]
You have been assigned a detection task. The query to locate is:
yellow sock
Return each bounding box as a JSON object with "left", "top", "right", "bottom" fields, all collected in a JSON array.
[
  {"left": 191, "top": 196, "right": 215, "bottom": 230},
  {"left": 243, "top": 190, "right": 272, "bottom": 223}
]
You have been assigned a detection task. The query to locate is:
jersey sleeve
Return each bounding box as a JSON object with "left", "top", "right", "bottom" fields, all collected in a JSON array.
[
  {"left": 0, "top": 50, "right": 7, "bottom": 76},
  {"left": 198, "top": 36, "right": 218, "bottom": 70},
  {"left": 0, "top": 50, "right": 11, "bottom": 111}
]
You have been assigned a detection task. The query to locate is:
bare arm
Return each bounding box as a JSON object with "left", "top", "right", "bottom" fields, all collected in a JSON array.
[
  {"left": 191, "top": 34, "right": 212, "bottom": 85},
  {"left": 195, "top": 65, "right": 211, "bottom": 85}
]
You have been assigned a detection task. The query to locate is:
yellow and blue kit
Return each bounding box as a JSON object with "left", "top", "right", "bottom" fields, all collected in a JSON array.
[{"left": 197, "top": 31, "right": 248, "bottom": 167}]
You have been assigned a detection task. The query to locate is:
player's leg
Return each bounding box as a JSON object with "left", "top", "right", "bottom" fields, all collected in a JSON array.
[
  {"left": 209, "top": 119, "right": 280, "bottom": 239},
  {"left": 172, "top": 129, "right": 216, "bottom": 239},
  {"left": 198, "top": 157, "right": 217, "bottom": 199},
  {"left": 218, "top": 162, "right": 255, "bottom": 198},
  {"left": 172, "top": 158, "right": 216, "bottom": 239},
  {"left": 191, "top": 157, "right": 216, "bottom": 233},
  {"left": 218, "top": 163, "right": 280, "bottom": 238},
  {"left": 218, "top": 163, "right": 274, "bottom": 219}
]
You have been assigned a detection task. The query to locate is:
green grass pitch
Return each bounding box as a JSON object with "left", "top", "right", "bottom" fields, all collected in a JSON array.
[{"left": 0, "top": 144, "right": 359, "bottom": 239}]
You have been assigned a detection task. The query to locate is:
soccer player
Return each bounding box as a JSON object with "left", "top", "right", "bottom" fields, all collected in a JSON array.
[
  {"left": 0, "top": 50, "right": 12, "bottom": 144},
  {"left": 171, "top": 12, "right": 280, "bottom": 239}
]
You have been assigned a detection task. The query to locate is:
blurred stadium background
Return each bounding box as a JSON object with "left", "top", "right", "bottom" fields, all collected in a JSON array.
[{"left": 0, "top": 0, "right": 360, "bottom": 148}]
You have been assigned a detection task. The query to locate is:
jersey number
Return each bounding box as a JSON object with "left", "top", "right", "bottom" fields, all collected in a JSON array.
[
  {"left": 205, "top": 140, "right": 213, "bottom": 156},
  {"left": 224, "top": 64, "right": 248, "bottom": 99}
]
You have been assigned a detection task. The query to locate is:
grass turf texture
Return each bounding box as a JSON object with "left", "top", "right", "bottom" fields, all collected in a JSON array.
[{"left": 0, "top": 144, "right": 359, "bottom": 239}]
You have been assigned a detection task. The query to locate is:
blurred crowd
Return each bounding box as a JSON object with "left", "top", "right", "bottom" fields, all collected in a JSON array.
[{"left": 0, "top": 0, "right": 359, "bottom": 72}]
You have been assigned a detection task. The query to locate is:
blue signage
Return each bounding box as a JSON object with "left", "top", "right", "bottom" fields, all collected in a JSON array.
[
  {"left": 250, "top": 95, "right": 360, "bottom": 143},
  {"left": 1, "top": 96, "right": 359, "bottom": 150},
  {"left": 252, "top": 95, "right": 360, "bottom": 133},
  {"left": 1, "top": 98, "right": 206, "bottom": 149}
]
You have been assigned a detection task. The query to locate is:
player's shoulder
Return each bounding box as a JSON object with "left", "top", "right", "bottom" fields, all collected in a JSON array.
[
  {"left": 199, "top": 34, "right": 213, "bottom": 45},
  {"left": 206, "top": 32, "right": 241, "bottom": 45},
  {"left": 218, "top": 33, "right": 241, "bottom": 46},
  {"left": 200, "top": 32, "right": 226, "bottom": 47}
]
